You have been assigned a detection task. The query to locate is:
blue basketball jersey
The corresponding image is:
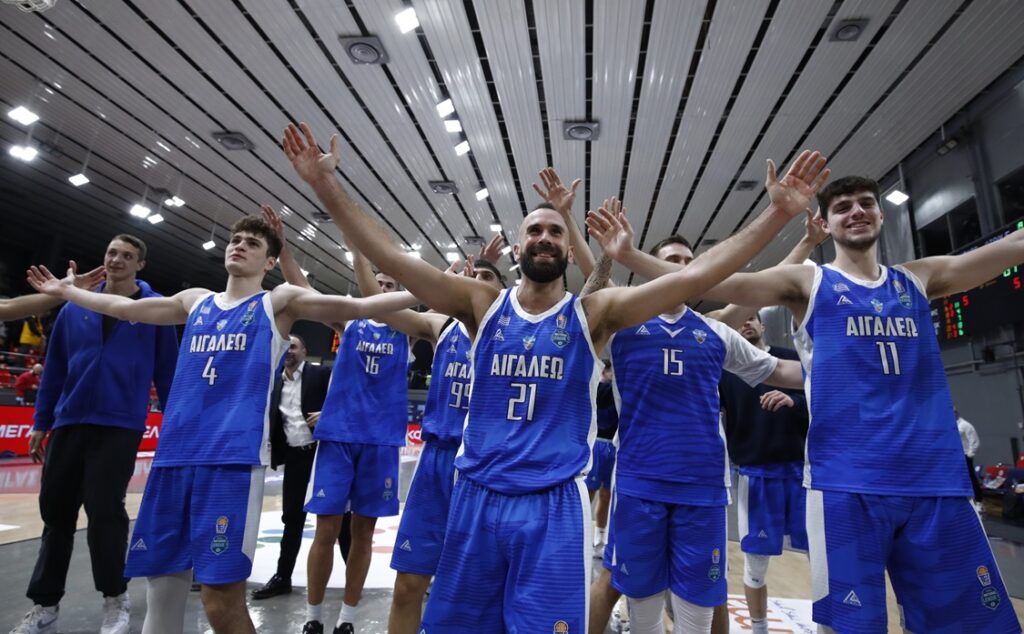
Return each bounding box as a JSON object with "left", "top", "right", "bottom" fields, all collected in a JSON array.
[
  {"left": 155, "top": 292, "right": 287, "bottom": 467},
  {"left": 315, "top": 319, "right": 409, "bottom": 446},
  {"left": 421, "top": 320, "right": 472, "bottom": 446},
  {"left": 610, "top": 310, "right": 776, "bottom": 506},
  {"left": 455, "top": 288, "right": 600, "bottom": 494},
  {"left": 794, "top": 265, "right": 970, "bottom": 496}
]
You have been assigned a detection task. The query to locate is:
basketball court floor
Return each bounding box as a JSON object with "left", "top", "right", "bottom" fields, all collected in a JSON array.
[{"left": 1, "top": 453, "right": 1021, "bottom": 633}]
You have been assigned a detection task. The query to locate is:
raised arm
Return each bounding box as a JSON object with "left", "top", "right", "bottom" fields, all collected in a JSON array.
[
  {"left": 903, "top": 227, "right": 1024, "bottom": 299},
  {"left": 351, "top": 248, "right": 440, "bottom": 342},
  {"left": 586, "top": 207, "right": 680, "bottom": 281},
  {"left": 0, "top": 262, "right": 104, "bottom": 321},
  {"left": 282, "top": 123, "right": 496, "bottom": 332},
  {"left": 28, "top": 264, "right": 204, "bottom": 325},
  {"left": 262, "top": 204, "right": 313, "bottom": 290},
  {"left": 283, "top": 285, "right": 421, "bottom": 325},
  {"left": 779, "top": 208, "right": 828, "bottom": 266},
  {"left": 532, "top": 168, "right": 595, "bottom": 278}
]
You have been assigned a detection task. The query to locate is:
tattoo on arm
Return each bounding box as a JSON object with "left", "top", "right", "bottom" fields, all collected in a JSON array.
[{"left": 581, "top": 253, "right": 614, "bottom": 298}]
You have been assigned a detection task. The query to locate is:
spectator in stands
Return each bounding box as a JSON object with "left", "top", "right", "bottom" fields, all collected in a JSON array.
[
  {"left": 18, "top": 315, "right": 45, "bottom": 354},
  {"left": 14, "top": 364, "right": 42, "bottom": 404}
]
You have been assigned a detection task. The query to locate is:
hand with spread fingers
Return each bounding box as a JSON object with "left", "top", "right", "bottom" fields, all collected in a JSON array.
[
  {"left": 765, "top": 149, "right": 831, "bottom": 218},
  {"left": 532, "top": 167, "right": 581, "bottom": 215}
]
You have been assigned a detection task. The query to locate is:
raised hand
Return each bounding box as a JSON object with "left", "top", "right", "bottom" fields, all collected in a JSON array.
[
  {"left": 803, "top": 208, "right": 828, "bottom": 245},
  {"left": 532, "top": 167, "right": 581, "bottom": 214},
  {"left": 27, "top": 264, "right": 74, "bottom": 297},
  {"left": 71, "top": 261, "right": 106, "bottom": 291},
  {"left": 281, "top": 122, "right": 340, "bottom": 185},
  {"left": 585, "top": 197, "right": 633, "bottom": 261},
  {"left": 261, "top": 204, "right": 286, "bottom": 243},
  {"left": 478, "top": 234, "right": 506, "bottom": 264},
  {"left": 766, "top": 150, "right": 830, "bottom": 218}
]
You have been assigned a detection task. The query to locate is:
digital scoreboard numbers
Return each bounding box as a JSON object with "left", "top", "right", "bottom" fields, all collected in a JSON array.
[{"left": 932, "top": 219, "right": 1024, "bottom": 342}]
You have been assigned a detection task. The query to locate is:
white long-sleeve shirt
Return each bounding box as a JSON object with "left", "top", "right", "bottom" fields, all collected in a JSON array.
[{"left": 957, "top": 417, "right": 980, "bottom": 458}]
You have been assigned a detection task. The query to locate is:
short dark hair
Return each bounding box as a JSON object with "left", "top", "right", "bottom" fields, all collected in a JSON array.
[
  {"left": 816, "top": 176, "right": 881, "bottom": 217},
  {"left": 473, "top": 259, "right": 506, "bottom": 286},
  {"left": 229, "top": 215, "right": 282, "bottom": 258},
  {"left": 111, "top": 234, "right": 147, "bottom": 261},
  {"left": 533, "top": 201, "right": 557, "bottom": 212},
  {"left": 648, "top": 235, "right": 693, "bottom": 256},
  {"left": 288, "top": 333, "right": 306, "bottom": 349}
]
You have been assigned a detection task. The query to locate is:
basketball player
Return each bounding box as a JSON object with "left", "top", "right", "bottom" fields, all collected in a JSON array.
[
  {"left": 589, "top": 176, "right": 1024, "bottom": 632},
  {"left": 282, "top": 121, "right": 828, "bottom": 631},
  {"left": 27, "top": 215, "right": 421, "bottom": 634}
]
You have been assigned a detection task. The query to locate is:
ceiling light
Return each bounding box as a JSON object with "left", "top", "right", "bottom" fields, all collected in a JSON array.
[
  {"left": 445, "top": 252, "right": 459, "bottom": 262},
  {"left": 885, "top": 190, "right": 909, "bottom": 205},
  {"left": 129, "top": 204, "right": 151, "bottom": 218},
  {"left": 165, "top": 196, "right": 185, "bottom": 207},
  {"left": 202, "top": 240, "right": 216, "bottom": 251},
  {"left": 563, "top": 121, "right": 600, "bottom": 141},
  {"left": 394, "top": 7, "right": 419, "bottom": 34},
  {"left": 280, "top": 206, "right": 293, "bottom": 216},
  {"left": 454, "top": 141, "right": 470, "bottom": 156},
  {"left": 212, "top": 130, "right": 254, "bottom": 151},
  {"left": 510, "top": 263, "right": 520, "bottom": 271},
  {"left": 9, "top": 145, "right": 38, "bottom": 161},
  {"left": 68, "top": 173, "right": 89, "bottom": 186},
  {"left": 156, "top": 141, "right": 172, "bottom": 153},
  {"left": 490, "top": 223, "right": 502, "bottom": 232},
  {"left": 339, "top": 35, "right": 390, "bottom": 64},
  {"left": 830, "top": 18, "right": 868, "bottom": 42},
  {"left": 444, "top": 119, "right": 462, "bottom": 133},
  {"left": 436, "top": 99, "right": 455, "bottom": 118},
  {"left": 147, "top": 214, "right": 164, "bottom": 225},
  {"left": 8, "top": 106, "right": 39, "bottom": 126},
  {"left": 344, "top": 251, "right": 354, "bottom": 263},
  {"left": 500, "top": 245, "right": 512, "bottom": 255},
  {"left": 429, "top": 180, "right": 459, "bottom": 194},
  {"left": 475, "top": 188, "right": 489, "bottom": 201}
]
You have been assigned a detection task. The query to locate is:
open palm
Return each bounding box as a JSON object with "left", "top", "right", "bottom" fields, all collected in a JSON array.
[
  {"left": 282, "top": 123, "right": 340, "bottom": 185},
  {"left": 766, "top": 150, "right": 830, "bottom": 218},
  {"left": 532, "top": 167, "right": 581, "bottom": 213}
]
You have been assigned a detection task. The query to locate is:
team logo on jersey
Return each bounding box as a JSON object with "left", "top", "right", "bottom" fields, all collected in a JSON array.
[
  {"left": 498, "top": 314, "right": 511, "bottom": 326},
  {"left": 659, "top": 325, "right": 685, "bottom": 338},
  {"left": 130, "top": 538, "right": 147, "bottom": 551},
  {"left": 842, "top": 590, "right": 862, "bottom": 607},
  {"left": 201, "top": 304, "right": 211, "bottom": 314},
  {"left": 551, "top": 328, "right": 570, "bottom": 348},
  {"left": 893, "top": 279, "right": 905, "bottom": 294},
  {"left": 383, "top": 477, "right": 394, "bottom": 501},
  {"left": 241, "top": 300, "right": 258, "bottom": 326},
  {"left": 553, "top": 620, "right": 569, "bottom": 633},
  {"left": 837, "top": 295, "right": 853, "bottom": 306},
  {"left": 832, "top": 282, "right": 850, "bottom": 292},
  {"left": 977, "top": 565, "right": 992, "bottom": 587},
  {"left": 711, "top": 548, "right": 721, "bottom": 564},
  {"left": 493, "top": 329, "right": 505, "bottom": 341},
  {"left": 216, "top": 319, "right": 228, "bottom": 331},
  {"left": 523, "top": 335, "right": 536, "bottom": 350},
  {"left": 635, "top": 324, "right": 651, "bottom": 336},
  {"left": 215, "top": 516, "right": 229, "bottom": 535},
  {"left": 385, "top": 477, "right": 393, "bottom": 489},
  {"left": 870, "top": 298, "right": 884, "bottom": 313},
  {"left": 373, "top": 332, "right": 381, "bottom": 340},
  {"left": 194, "top": 316, "right": 204, "bottom": 325},
  {"left": 692, "top": 329, "right": 707, "bottom": 344},
  {"left": 556, "top": 314, "right": 567, "bottom": 329},
  {"left": 707, "top": 564, "right": 721, "bottom": 581},
  {"left": 210, "top": 534, "right": 229, "bottom": 555},
  {"left": 982, "top": 586, "right": 1001, "bottom": 610}
]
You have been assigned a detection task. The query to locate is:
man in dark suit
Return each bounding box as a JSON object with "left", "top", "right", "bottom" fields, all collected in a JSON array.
[{"left": 252, "top": 333, "right": 349, "bottom": 599}]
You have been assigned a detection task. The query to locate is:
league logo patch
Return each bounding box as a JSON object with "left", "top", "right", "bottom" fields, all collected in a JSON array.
[
  {"left": 216, "top": 319, "right": 228, "bottom": 332},
  {"left": 498, "top": 314, "right": 511, "bottom": 326},
  {"left": 551, "top": 328, "right": 570, "bottom": 348},
  {"left": 982, "top": 586, "right": 1001, "bottom": 610},
  {"left": 556, "top": 314, "right": 567, "bottom": 329},
  {"left": 216, "top": 516, "right": 229, "bottom": 535},
  {"left": 385, "top": 477, "right": 393, "bottom": 489},
  {"left": 553, "top": 620, "right": 569, "bottom": 634},
  {"left": 832, "top": 282, "right": 850, "bottom": 292},
  {"left": 692, "top": 329, "right": 707, "bottom": 344},
  {"left": 201, "top": 304, "right": 212, "bottom": 315},
  {"left": 240, "top": 300, "right": 258, "bottom": 326},
  {"left": 711, "top": 548, "right": 720, "bottom": 564},
  {"left": 707, "top": 565, "right": 721, "bottom": 582},
  {"left": 898, "top": 293, "right": 912, "bottom": 308},
  {"left": 977, "top": 565, "right": 992, "bottom": 587},
  {"left": 523, "top": 335, "right": 536, "bottom": 351},
  {"left": 210, "top": 535, "right": 229, "bottom": 555},
  {"left": 893, "top": 279, "right": 905, "bottom": 294},
  {"left": 871, "top": 298, "right": 884, "bottom": 313}
]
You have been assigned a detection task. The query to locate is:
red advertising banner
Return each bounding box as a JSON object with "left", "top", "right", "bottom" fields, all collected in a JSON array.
[{"left": 0, "top": 406, "right": 163, "bottom": 457}]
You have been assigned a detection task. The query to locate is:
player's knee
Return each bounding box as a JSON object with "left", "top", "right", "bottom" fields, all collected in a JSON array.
[
  {"left": 627, "top": 592, "right": 666, "bottom": 630},
  {"left": 200, "top": 586, "right": 242, "bottom": 630},
  {"left": 393, "top": 573, "right": 430, "bottom": 605},
  {"left": 313, "top": 516, "right": 342, "bottom": 543},
  {"left": 743, "top": 552, "right": 771, "bottom": 589}
]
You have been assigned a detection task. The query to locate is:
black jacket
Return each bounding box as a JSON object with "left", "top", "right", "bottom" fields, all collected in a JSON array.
[{"left": 269, "top": 363, "right": 331, "bottom": 469}]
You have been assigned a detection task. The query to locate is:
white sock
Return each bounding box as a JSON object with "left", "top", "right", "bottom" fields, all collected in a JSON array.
[
  {"left": 337, "top": 602, "right": 358, "bottom": 625},
  {"left": 306, "top": 602, "right": 323, "bottom": 623},
  {"left": 751, "top": 617, "right": 769, "bottom": 634},
  {"left": 596, "top": 527, "right": 607, "bottom": 541},
  {"left": 141, "top": 571, "right": 190, "bottom": 634}
]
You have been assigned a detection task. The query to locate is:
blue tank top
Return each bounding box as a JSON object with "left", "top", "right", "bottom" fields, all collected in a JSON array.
[
  {"left": 315, "top": 319, "right": 410, "bottom": 446},
  {"left": 155, "top": 292, "right": 287, "bottom": 467},
  {"left": 455, "top": 289, "right": 600, "bottom": 494},
  {"left": 421, "top": 320, "right": 472, "bottom": 447},
  {"left": 794, "top": 265, "right": 970, "bottom": 496},
  {"left": 611, "top": 310, "right": 777, "bottom": 505}
]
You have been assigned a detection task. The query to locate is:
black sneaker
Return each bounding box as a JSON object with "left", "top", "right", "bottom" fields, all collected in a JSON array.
[
  {"left": 302, "top": 621, "right": 324, "bottom": 634},
  {"left": 251, "top": 574, "right": 292, "bottom": 600},
  {"left": 333, "top": 624, "right": 354, "bottom": 634}
]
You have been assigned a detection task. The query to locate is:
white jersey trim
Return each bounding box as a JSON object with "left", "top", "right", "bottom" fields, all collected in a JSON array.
[
  {"left": 793, "top": 266, "right": 822, "bottom": 488},
  {"left": 509, "top": 287, "right": 573, "bottom": 323},
  {"left": 822, "top": 263, "right": 890, "bottom": 289},
  {"left": 573, "top": 297, "right": 603, "bottom": 479},
  {"left": 806, "top": 489, "right": 829, "bottom": 602},
  {"left": 186, "top": 291, "right": 216, "bottom": 317},
  {"left": 260, "top": 292, "right": 289, "bottom": 466},
  {"left": 892, "top": 264, "right": 928, "bottom": 299},
  {"left": 242, "top": 466, "right": 266, "bottom": 562}
]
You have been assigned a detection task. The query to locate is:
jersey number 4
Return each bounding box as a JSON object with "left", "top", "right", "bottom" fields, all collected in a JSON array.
[
  {"left": 875, "top": 341, "right": 901, "bottom": 375},
  {"left": 202, "top": 356, "right": 218, "bottom": 385}
]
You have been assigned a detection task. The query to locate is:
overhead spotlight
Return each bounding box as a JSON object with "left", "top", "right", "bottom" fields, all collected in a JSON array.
[
  {"left": 500, "top": 245, "right": 512, "bottom": 255},
  {"left": 212, "top": 130, "right": 254, "bottom": 151},
  {"left": 429, "top": 180, "right": 459, "bottom": 194},
  {"left": 9, "top": 145, "right": 38, "bottom": 161},
  {"left": 563, "top": 121, "right": 600, "bottom": 141},
  {"left": 147, "top": 214, "right": 164, "bottom": 225},
  {"left": 339, "top": 35, "right": 390, "bottom": 64},
  {"left": 444, "top": 119, "right": 462, "bottom": 133},
  {"left": 489, "top": 223, "right": 502, "bottom": 232},
  {"left": 454, "top": 141, "right": 470, "bottom": 156},
  {"left": 885, "top": 189, "right": 909, "bottom": 206},
  {"left": 68, "top": 173, "right": 89, "bottom": 186},
  {"left": 202, "top": 240, "right": 216, "bottom": 251},
  {"left": 475, "top": 187, "right": 489, "bottom": 201},
  {"left": 436, "top": 99, "right": 455, "bottom": 118},
  {"left": 394, "top": 7, "right": 419, "bottom": 34},
  {"left": 8, "top": 106, "right": 39, "bottom": 126},
  {"left": 936, "top": 137, "right": 958, "bottom": 156},
  {"left": 130, "top": 204, "right": 152, "bottom": 218},
  {"left": 165, "top": 196, "right": 185, "bottom": 207},
  {"left": 445, "top": 252, "right": 459, "bottom": 262},
  {"left": 829, "top": 18, "right": 868, "bottom": 42}
]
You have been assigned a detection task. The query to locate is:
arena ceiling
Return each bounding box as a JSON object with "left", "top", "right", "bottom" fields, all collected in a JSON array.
[{"left": 1, "top": 0, "right": 1023, "bottom": 297}]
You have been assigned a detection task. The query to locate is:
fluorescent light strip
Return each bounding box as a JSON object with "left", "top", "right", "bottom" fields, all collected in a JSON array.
[{"left": 394, "top": 7, "right": 419, "bottom": 33}]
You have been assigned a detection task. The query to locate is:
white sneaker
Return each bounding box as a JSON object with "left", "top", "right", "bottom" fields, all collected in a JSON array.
[
  {"left": 9, "top": 605, "right": 58, "bottom": 634},
  {"left": 100, "top": 592, "right": 131, "bottom": 634}
]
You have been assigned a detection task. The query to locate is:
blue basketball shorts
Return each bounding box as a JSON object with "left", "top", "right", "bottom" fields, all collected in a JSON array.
[
  {"left": 390, "top": 441, "right": 459, "bottom": 576},
  {"left": 584, "top": 438, "right": 616, "bottom": 491},
  {"left": 304, "top": 441, "right": 399, "bottom": 518},
  {"left": 737, "top": 468, "right": 808, "bottom": 555},
  {"left": 125, "top": 464, "right": 264, "bottom": 585},
  {"left": 419, "top": 476, "right": 591, "bottom": 634},
  {"left": 607, "top": 490, "right": 727, "bottom": 607},
  {"left": 807, "top": 489, "right": 1021, "bottom": 633}
]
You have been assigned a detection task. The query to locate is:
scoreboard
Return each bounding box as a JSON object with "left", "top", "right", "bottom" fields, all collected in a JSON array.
[{"left": 932, "top": 219, "right": 1024, "bottom": 342}]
